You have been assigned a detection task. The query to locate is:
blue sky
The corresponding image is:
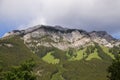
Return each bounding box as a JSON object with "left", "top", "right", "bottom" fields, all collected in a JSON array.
[{"left": 0, "top": 0, "right": 120, "bottom": 39}]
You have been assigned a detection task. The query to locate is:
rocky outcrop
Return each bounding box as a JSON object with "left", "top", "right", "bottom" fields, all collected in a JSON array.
[
  {"left": 89, "top": 31, "right": 117, "bottom": 48},
  {"left": 3, "top": 25, "right": 120, "bottom": 50}
]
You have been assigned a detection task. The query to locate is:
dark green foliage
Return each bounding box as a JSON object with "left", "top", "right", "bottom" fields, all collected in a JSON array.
[
  {"left": 35, "top": 46, "right": 67, "bottom": 61},
  {"left": 85, "top": 45, "right": 95, "bottom": 55},
  {"left": 0, "top": 66, "right": 3, "bottom": 80},
  {"left": 35, "top": 46, "right": 53, "bottom": 57},
  {"left": 67, "top": 48, "right": 77, "bottom": 57},
  {"left": 0, "top": 36, "right": 118, "bottom": 80},
  {"left": 0, "top": 36, "right": 40, "bottom": 70},
  {"left": 63, "top": 59, "right": 110, "bottom": 80},
  {"left": 2, "top": 59, "right": 36, "bottom": 80},
  {"left": 107, "top": 56, "right": 120, "bottom": 80},
  {"left": 35, "top": 62, "right": 58, "bottom": 80},
  {"left": 50, "top": 48, "right": 67, "bottom": 62},
  {"left": 68, "top": 49, "right": 73, "bottom": 56},
  {"left": 95, "top": 43, "right": 112, "bottom": 61},
  {"left": 109, "top": 46, "right": 120, "bottom": 57},
  {"left": 0, "top": 59, "right": 3, "bottom": 79}
]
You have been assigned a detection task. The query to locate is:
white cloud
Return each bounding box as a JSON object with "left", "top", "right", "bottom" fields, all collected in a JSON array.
[
  {"left": 18, "top": 17, "right": 47, "bottom": 30},
  {"left": 0, "top": 0, "right": 120, "bottom": 35}
]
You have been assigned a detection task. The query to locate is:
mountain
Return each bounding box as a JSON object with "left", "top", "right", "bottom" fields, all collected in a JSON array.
[
  {"left": 1, "top": 25, "right": 120, "bottom": 80},
  {"left": 3, "top": 25, "right": 120, "bottom": 49}
]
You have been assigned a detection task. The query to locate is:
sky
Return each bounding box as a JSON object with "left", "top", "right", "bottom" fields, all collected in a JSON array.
[{"left": 0, "top": 0, "right": 120, "bottom": 38}]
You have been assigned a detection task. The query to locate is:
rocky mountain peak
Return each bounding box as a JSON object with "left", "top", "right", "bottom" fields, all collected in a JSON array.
[
  {"left": 2, "top": 25, "right": 120, "bottom": 50},
  {"left": 89, "top": 31, "right": 116, "bottom": 42},
  {"left": 2, "top": 25, "right": 89, "bottom": 37}
]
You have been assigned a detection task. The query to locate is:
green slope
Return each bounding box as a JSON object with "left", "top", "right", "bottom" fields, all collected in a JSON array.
[
  {"left": 42, "top": 52, "right": 60, "bottom": 64},
  {"left": 0, "top": 36, "right": 40, "bottom": 70},
  {"left": 63, "top": 59, "right": 110, "bottom": 80},
  {"left": 67, "top": 44, "right": 114, "bottom": 61},
  {"left": 100, "top": 45, "right": 115, "bottom": 59},
  {"left": 68, "top": 48, "right": 86, "bottom": 61},
  {"left": 0, "top": 36, "right": 118, "bottom": 80},
  {"left": 0, "top": 37, "right": 60, "bottom": 80},
  {"left": 86, "top": 49, "right": 102, "bottom": 60}
]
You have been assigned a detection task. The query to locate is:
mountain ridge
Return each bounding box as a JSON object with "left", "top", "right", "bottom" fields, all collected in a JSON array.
[
  {"left": 1, "top": 25, "right": 120, "bottom": 80},
  {"left": 2, "top": 25, "right": 120, "bottom": 50}
]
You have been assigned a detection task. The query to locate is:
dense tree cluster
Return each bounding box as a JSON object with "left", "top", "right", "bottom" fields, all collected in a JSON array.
[
  {"left": 107, "top": 56, "right": 120, "bottom": 80},
  {"left": 85, "top": 45, "right": 95, "bottom": 55},
  {"left": 0, "top": 59, "right": 36, "bottom": 80},
  {"left": 109, "top": 46, "right": 120, "bottom": 57}
]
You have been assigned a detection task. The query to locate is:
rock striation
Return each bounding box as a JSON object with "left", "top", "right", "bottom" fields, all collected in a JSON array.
[{"left": 3, "top": 25, "right": 120, "bottom": 50}]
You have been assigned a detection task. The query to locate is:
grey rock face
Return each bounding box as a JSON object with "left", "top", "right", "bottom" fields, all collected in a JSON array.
[
  {"left": 3, "top": 25, "right": 120, "bottom": 50},
  {"left": 3, "top": 30, "right": 21, "bottom": 37},
  {"left": 89, "top": 31, "right": 116, "bottom": 42}
]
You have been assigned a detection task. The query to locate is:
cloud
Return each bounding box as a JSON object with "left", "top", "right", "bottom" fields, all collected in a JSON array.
[
  {"left": 18, "top": 17, "right": 47, "bottom": 30},
  {"left": 0, "top": 0, "right": 120, "bottom": 36}
]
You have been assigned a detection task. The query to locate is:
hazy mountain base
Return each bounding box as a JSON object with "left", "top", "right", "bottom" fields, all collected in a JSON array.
[{"left": 0, "top": 36, "right": 119, "bottom": 80}]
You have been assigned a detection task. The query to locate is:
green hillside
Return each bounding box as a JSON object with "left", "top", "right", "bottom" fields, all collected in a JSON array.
[
  {"left": 42, "top": 52, "right": 60, "bottom": 64},
  {"left": 0, "top": 36, "right": 40, "bottom": 70},
  {"left": 0, "top": 36, "right": 119, "bottom": 80}
]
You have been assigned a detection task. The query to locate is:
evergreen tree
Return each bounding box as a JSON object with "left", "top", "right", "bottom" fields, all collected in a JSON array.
[
  {"left": 107, "top": 56, "right": 120, "bottom": 80},
  {"left": 2, "top": 59, "right": 36, "bottom": 80}
]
